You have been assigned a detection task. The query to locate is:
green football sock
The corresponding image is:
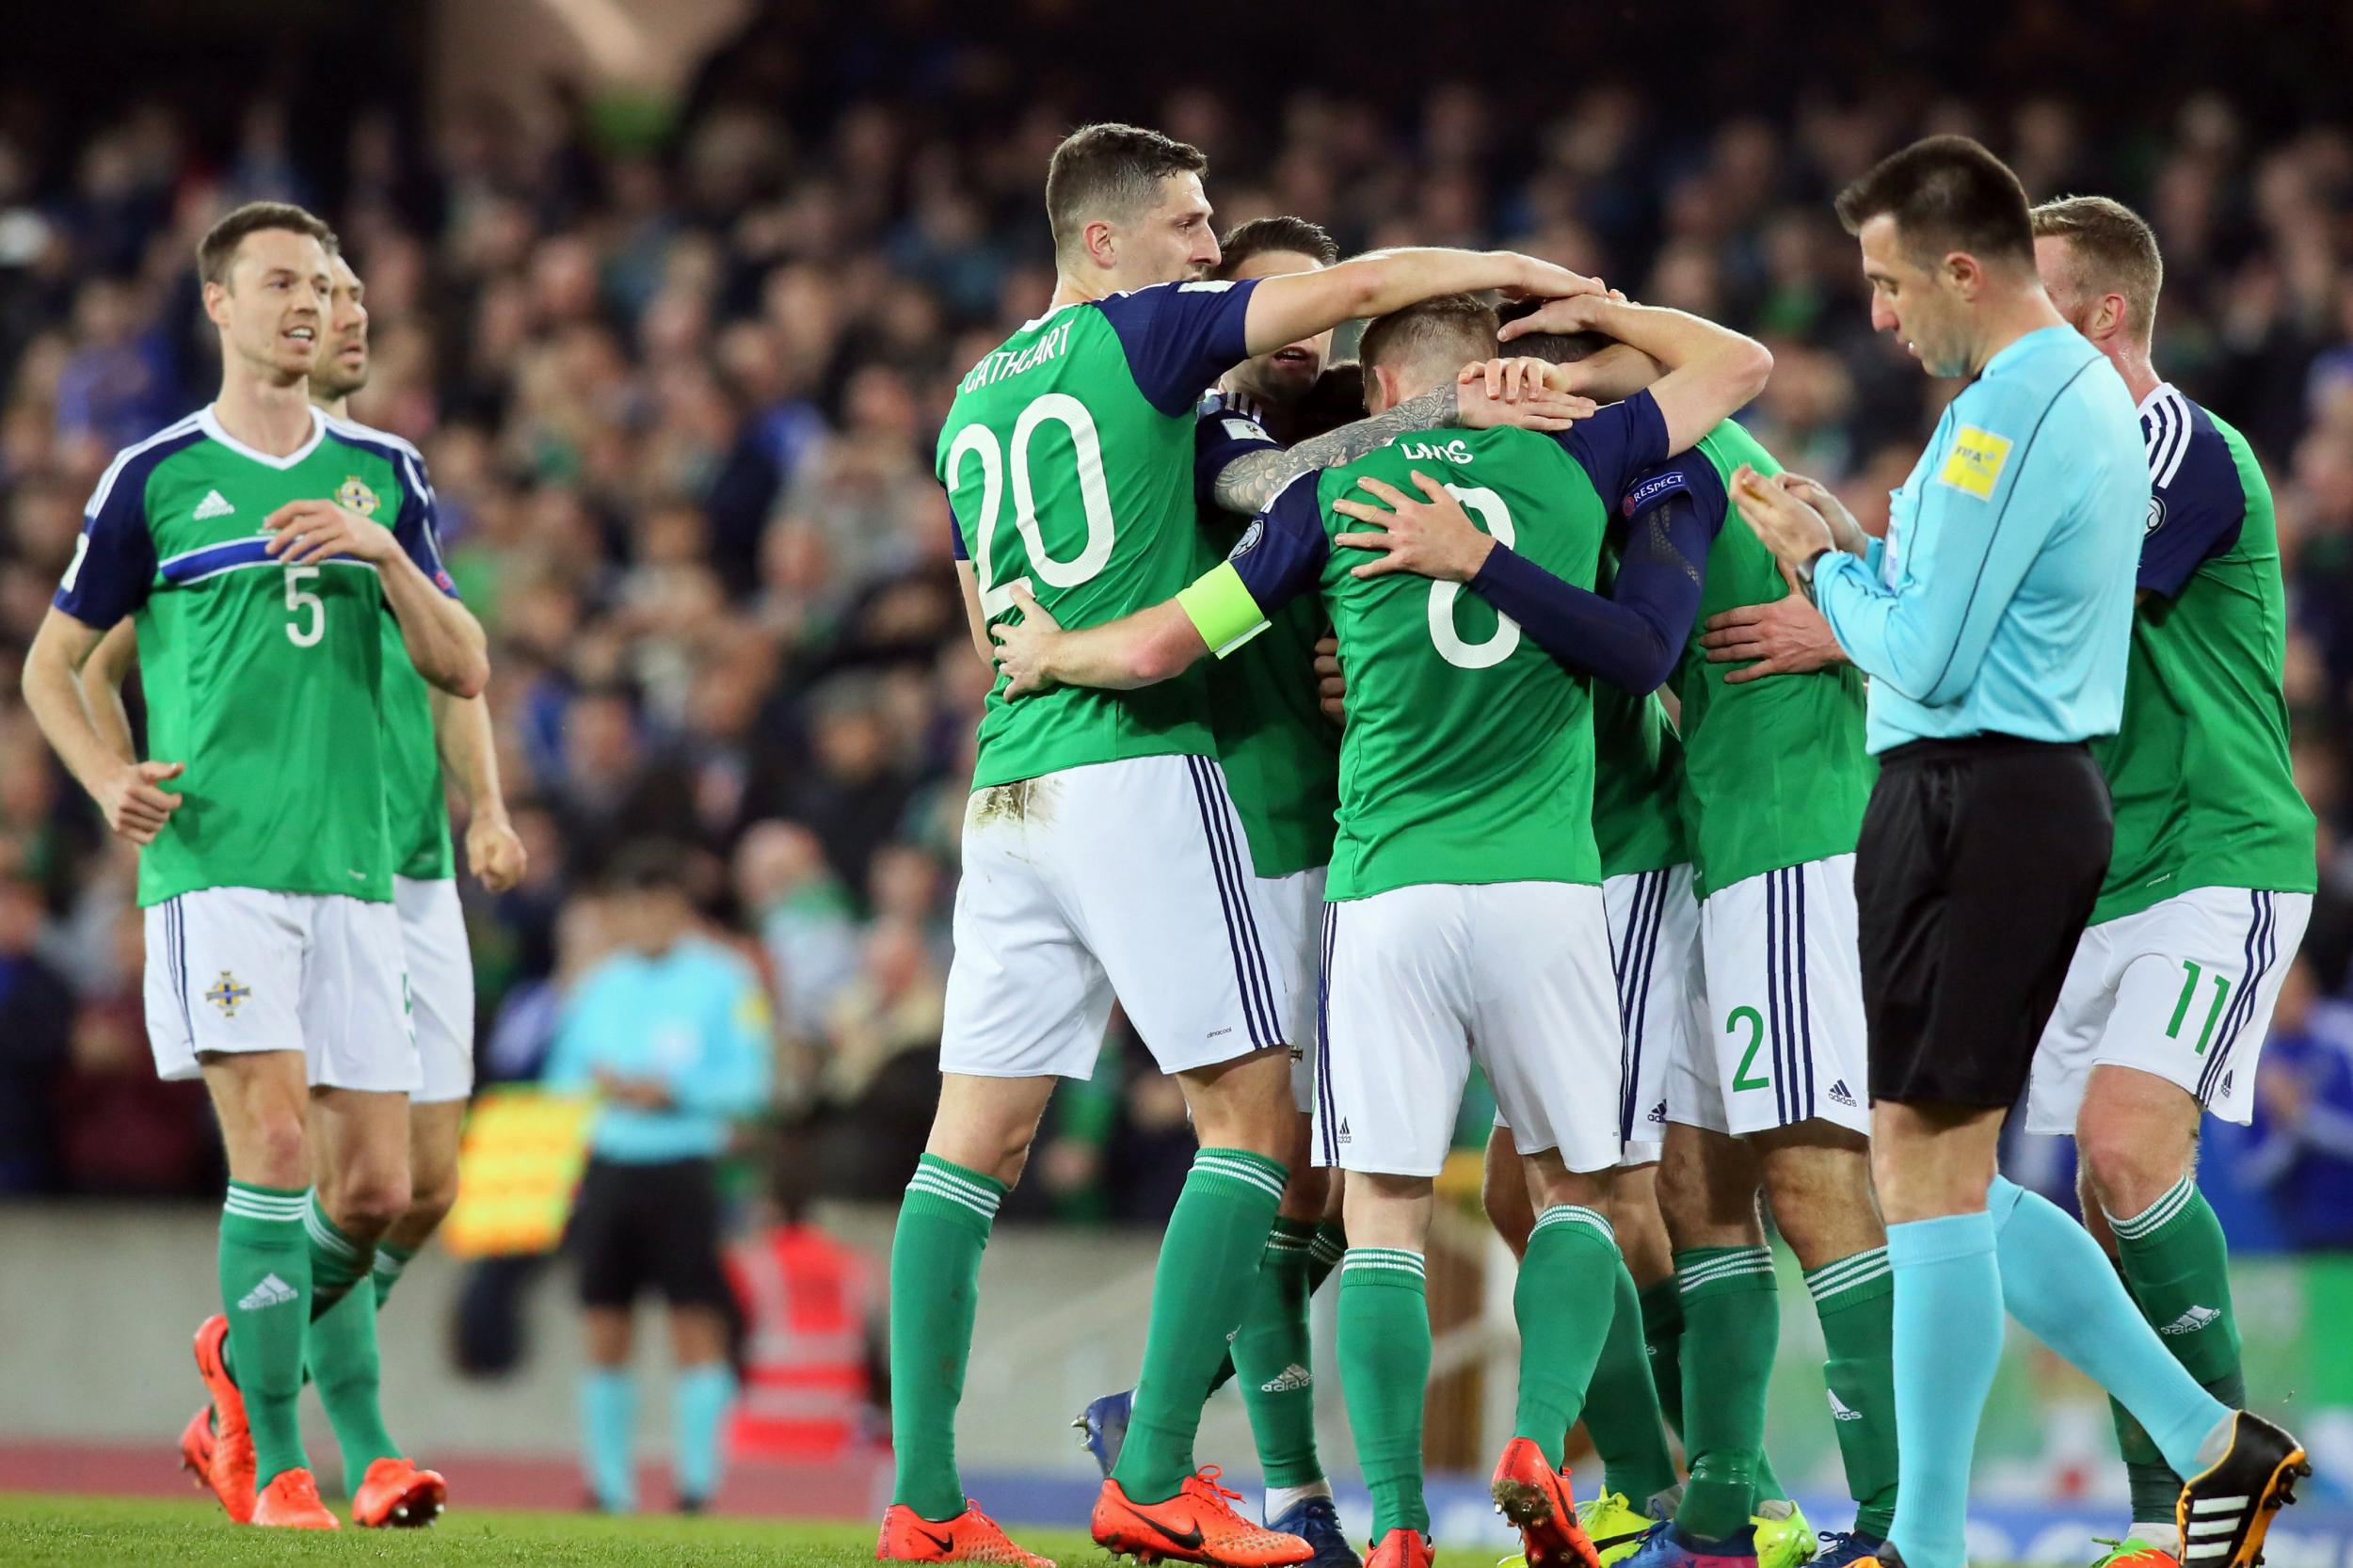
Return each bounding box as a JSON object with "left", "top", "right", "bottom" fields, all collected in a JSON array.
[
  {"left": 220, "top": 1182, "right": 313, "bottom": 1489},
  {"left": 1639, "top": 1275, "right": 1687, "bottom": 1438},
  {"left": 1337, "top": 1249, "right": 1432, "bottom": 1538},
  {"left": 303, "top": 1190, "right": 372, "bottom": 1318},
  {"left": 1514, "top": 1207, "right": 1621, "bottom": 1469},
  {"left": 372, "top": 1240, "right": 417, "bottom": 1308},
  {"left": 1111, "top": 1148, "right": 1289, "bottom": 1504},
  {"left": 1231, "top": 1218, "right": 1324, "bottom": 1489},
  {"left": 1584, "top": 1253, "right": 1683, "bottom": 1502},
  {"left": 308, "top": 1272, "right": 402, "bottom": 1485},
  {"left": 1806, "top": 1246, "right": 1899, "bottom": 1539},
  {"left": 2106, "top": 1178, "right": 2247, "bottom": 1526},
  {"left": 888, "top": 1155, "right": 1006, "bottom": 1521},
  {"left": 1673, "top": 1244, "right": 1778, "bottom": 1541},
  {"left": 1307, "top": 1223, "right": 1346, "bottom": 1294}
]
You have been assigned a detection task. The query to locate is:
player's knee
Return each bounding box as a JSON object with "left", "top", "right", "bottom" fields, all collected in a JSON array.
[
  {"left": 402, "top": 1162, "right": 459, "bottom": 1238},
  {"left": 240, "top": 1109, "right": 311, "bottom": 1190},
  {"left": 328, "top": 1164, "right": 414, "bottom": 1234},
  {"left": 2076, "top": 1112, "right": 2189, "bottom": 1221}
]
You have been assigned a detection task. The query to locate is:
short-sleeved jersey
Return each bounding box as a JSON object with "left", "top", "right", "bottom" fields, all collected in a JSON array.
[
  {"left": 939, "top": 280, "right": 1258, "bottom": 790},
  {"left": 2092, "top": 389, "right": 2316, "bottom": 923},
  {"left": 1194, "top": 394, "right": 1668, "bottom": 901},
  {"left": 357, "top": 420, "right": 456, "bottom": 882},
  {"left": 55, "top": 406, "right": 458, "bottom": 906},
  {"left": 1588, "top": 532, "right": 1687, "bottom": 879},
  {"left": 1660, "top": 423, "right": 1873, "bottom": 900},
  {"left": 1193, "top": 390, "right": 1339, "bottom": 879}
]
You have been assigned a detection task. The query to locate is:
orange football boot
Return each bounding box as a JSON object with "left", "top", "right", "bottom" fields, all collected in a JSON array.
[
  {"left": 352, "top": 1456, "right": 447, "bottom": 1528},
  {"left": 876, "top": 1499, "right": 1057, "bottom": 1565},
  {"left": 250, "top": 1468, "right": 340, "bottom": 1529},
  {"left": 1366, "top": 1528, "right": 1434, "bottom": 1568},
  {"left": 1091, "top": 1466, "right": 1312, "bottom": 1566},
  {"left": 1491, "top": 1436, "right": 1601, "bottom": 1568},
  {"left": 176, "top": 1406, "right": 214, "bottom": 1489},
  {"left": 191, "top": 1317, "right": 257, "bottom": 1523}
]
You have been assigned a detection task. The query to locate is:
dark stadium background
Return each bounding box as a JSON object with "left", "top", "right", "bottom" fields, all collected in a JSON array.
[{"left": 0, "top": 0, "right": 2349, "bottom": 1524}]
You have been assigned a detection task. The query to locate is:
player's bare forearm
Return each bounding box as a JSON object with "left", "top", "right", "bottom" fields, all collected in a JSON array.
[
  {"left": 1245, "top": 248, "right": 1597, "bottom": 356},
  {"left": 79, "top": 618, "right": 139, "bottom": 765},
  {"left": 1211, "top": 385, "right": 1461, "bottom": 516},
  {"left": 429, "top": 684, "right": 506, "bottom": 818},
  {"left": 1527, "top": 296, "right": 1770, "bottom": 453},
  {"left": 24, "top": 611, "right": 136, "bottom": 796},
  {"left": 994, "top": 593, "right": 1207, "bottom": 695},
  {"left": 381, "top": 554, "right": 489, "bottom": 697},
  {"left": 1557, "top": 342, "right": 1667, "bottom": 403}
]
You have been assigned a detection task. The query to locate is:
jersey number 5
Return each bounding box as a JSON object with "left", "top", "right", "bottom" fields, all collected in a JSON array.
[
  {"left": 284, "top": 566, "right": 325, "bottom": 648},
  {"left": 1428, "top": 486, "right": 1521, "bottom": 669},
  {"left": 946, "top": 393, "right": 1116, "bottom": 619}
]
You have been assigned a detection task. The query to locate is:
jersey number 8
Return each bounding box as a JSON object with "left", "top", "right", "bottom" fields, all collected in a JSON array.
[
  {"left": 1428, "top": 486, "right": 1521, "bottom": 669},
  {"left": 945, "top": 393, "right": 1116, "bottom": 619}
]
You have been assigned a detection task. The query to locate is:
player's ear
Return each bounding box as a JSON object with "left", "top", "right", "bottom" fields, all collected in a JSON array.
[
  {"left": 1082, "top": 216, "right": 1117, "bottom": 270},
  {"left": 200, "top": 280, "right": 231, "bottom": 327}
]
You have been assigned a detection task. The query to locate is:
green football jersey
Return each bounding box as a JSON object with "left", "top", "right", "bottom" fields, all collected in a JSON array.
[
  {"left": 2092, "top": 392, "right": 2316, "bottom": 924},
  {"left": 940, "top": 280, "right": 1261, "bottom": 791},
  {"left": 379, "top": 570, "right": 455, "bottom": 883},
  {"left": 56, "top": 406, "right": 460, "bottom": 906},
  {"left": 1589, "top": 540, "right": 1688, "bottom": 879},
  {"left": 1668, "top": 422, "right": 1873, "bottom": 901},
  {"left": 1193, "top": 405, "right": 1672, "bottom": 902},
  {"left": 1193, "top": 390, "right": 1338, "bottom": 879}
]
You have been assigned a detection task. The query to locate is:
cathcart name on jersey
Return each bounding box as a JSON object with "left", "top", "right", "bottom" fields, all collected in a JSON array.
[
  {"left": 1398, "top": 438, "right": 1475, "bottom": 464},
  {"left": 958, "top": 319, "right": 1078, "bottom": 394}
]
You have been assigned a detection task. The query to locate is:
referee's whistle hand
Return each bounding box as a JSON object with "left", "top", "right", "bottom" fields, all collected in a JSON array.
[{"left": 1729, "top": 463, "right": 1833, "bottom": 567}]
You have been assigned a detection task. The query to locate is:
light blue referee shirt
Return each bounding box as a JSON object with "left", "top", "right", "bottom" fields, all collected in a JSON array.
[
  {"left": 1813, "top": 324, "right": 2145, "bottom": 754},
  {"left": 544, "top": 936, "right": 775, "bottom": 1163}
]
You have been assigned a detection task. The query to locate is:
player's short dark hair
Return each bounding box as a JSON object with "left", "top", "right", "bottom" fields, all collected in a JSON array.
[
  {"left": 1215, "top": 216, "right": 1338, "bottom": 277},
  {"left": 1045, "top": 122, "right": 1208, "bottom": 260},
  {"left": 1833, "top": 135, "right": 2034, "bottom": 268},
  {"left": 197, "top": 201, "right": 338, "bottom": 288},
  {"left": 2031, "top": 195, "right": 2164, "bottom": 342},
  {"left": 1359, "top": 294, "right": 1499, "bottom": 382}
]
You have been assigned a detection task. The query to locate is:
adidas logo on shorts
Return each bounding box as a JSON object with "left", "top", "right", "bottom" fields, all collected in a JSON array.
[
  {"left": 2160, "top": 1304, "right": 2220, "bottom": 1336},
  {"left": 1646, "top": 1100, "right": 1667, "bottom": 1125},
  {"left": 1337, "top": 1118, "right": 1351, "bottom": 1145},
  {"left": 237, "top": 1273, "right": 297, "bottom": 1312},
  {"left": 1828, "top": 1079, "right": 1858, "bottom": 1108},
  {"left": 1259, "top": 1364, "right": 1313, "bottom": 1393}
]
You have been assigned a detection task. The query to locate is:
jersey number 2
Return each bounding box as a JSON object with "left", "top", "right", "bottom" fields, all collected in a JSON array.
[
  {"left": 946, "top": 393, "right": 1116, "bottom": 619},
  {"left": 1428, "top": 486, "right": 1521, "bottom": 669},
  {"left": 284, "top": 566, "right": 325, "bottom": 648}
]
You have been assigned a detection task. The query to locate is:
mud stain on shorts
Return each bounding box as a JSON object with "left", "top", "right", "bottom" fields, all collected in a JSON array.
[{"left": 969, "top": 777, "right": 1058, "bottom": 827}]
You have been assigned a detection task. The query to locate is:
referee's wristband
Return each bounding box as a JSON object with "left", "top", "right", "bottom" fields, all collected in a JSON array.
[{"left": 1797, "top": 547, "right": 1834, "bottom": 606}]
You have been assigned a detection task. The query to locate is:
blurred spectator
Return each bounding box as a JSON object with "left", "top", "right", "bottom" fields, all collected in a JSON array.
[
  {"left": 0, "top": 870, "right": 73, "bottom": 1192},
  {"left": 2243, "top": 960, "right": 2353, "bottom": 1249},
  {"left": 54, "top": 903, "right": 216, "bottom": 1194}
]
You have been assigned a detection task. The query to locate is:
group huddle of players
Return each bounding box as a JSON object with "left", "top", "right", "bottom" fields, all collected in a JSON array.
[{"left": 880, "top": 122, "right": 2316, "bottom": 1568}]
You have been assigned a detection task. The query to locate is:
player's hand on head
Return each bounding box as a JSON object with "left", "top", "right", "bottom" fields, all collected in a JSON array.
[
  {"left": 1332, "top": 471, "right": 1497, "bottom": 584},
  {"left": 1455, "top": 359, "right": 1599, "bottom": 433},
  {"left": 467, "top": 813, "right": 529, "bottom": 894},
  {"left": 1700, "top": 574, "right": 1846, "bottom": 684},
  {"left": 988, "top": 584, "right": 1064, "bottom": 697},
  {"left": 1313, "top": 633, "right": 1345, "bottom": 726},
  {"left": 98, "top": 759, "right": 184, "bottom": 845},
  {"left": 1497, "top": 293, "right": 1610, "bottom": 342},
  {"left": 264, "top": 499, "right": 391, "bottom": 566},
  {"left": 1497, "top": 255, "right": 1605, "bottom": 302}
]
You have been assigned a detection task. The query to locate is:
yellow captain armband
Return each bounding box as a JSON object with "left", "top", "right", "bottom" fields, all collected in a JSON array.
[{"left": 1176, "top": 561, "right": 1273, "bottom": 658}]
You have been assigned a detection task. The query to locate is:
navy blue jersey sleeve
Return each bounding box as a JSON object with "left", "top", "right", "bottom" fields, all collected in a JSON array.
[
  {"left": 55, "top": 456, "right": 160, "bottom": 627},
  {"left": 391, "top": 451, "right": 460, "bottom": 598},
  {"left": 1556, "top": 389, "right": 1669, "bottom": 505},
  {"left": 1094, "top": 279, "right": 1262, "bottom": 417},
  {"left": 2138, "top": 432, "right": 2245, "bottom": 599},
  {"left": 1193, "top": 399, "right": 1283, "bottom": 511},
  {"left": 1228, "top": 472, "right": 1330, "bottom": 613},
  {"left": 1467, "top": 468, "right": 1718, "bottom": 694},
  {"left": 947, "top": 491, "right": 969, "bottom": 561}
]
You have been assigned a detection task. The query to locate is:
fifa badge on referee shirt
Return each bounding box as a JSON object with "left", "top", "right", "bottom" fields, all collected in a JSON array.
[
  {"left": 205, "top": 971, "right": 253, "bottom": 1017},
  {"left": 1936, "top": 425, "right": 2013, "bottom": 500},
  {"left": 337, "top": 475, "right": 381, "bottom": 516}
]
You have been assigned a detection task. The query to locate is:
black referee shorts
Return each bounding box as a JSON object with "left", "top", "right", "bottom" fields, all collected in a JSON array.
[
  {"left": 1856, "top": 734, "right": 2112, "bottom": 1109},
  {"left": 570, "top": 1156, "right": 735, "bottom": 1312}
]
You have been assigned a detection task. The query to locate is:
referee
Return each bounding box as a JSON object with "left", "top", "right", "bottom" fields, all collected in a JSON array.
[
  {"left": 1730, "top": 136, "right": 2304, "bottom": 1568},
  {"left": 545, "top": 844, "right": 775, "bottom": 1513}
]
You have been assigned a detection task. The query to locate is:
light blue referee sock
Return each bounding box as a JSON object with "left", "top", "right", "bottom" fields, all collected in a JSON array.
[
  {"left": 580, "top": 1368, "right": 638, "bottom": 1512},
  {"left": 1987, "top": 1176, "right": 2233, "bottom": 1474},
  {"left": 672, "top": 1362, "right": 736, "bottom": 1506},
  {"left": 1885, "top": 1210, "right": 2004, "bottom": 1568}
]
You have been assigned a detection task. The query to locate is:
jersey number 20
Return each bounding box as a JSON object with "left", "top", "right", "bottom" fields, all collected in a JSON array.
[
  {"left": 1429, "top": 486, "right": 1520, "bottom": 669},
  {"left": 945, "top": 393, "right": 1115, "bottom": 619}
]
